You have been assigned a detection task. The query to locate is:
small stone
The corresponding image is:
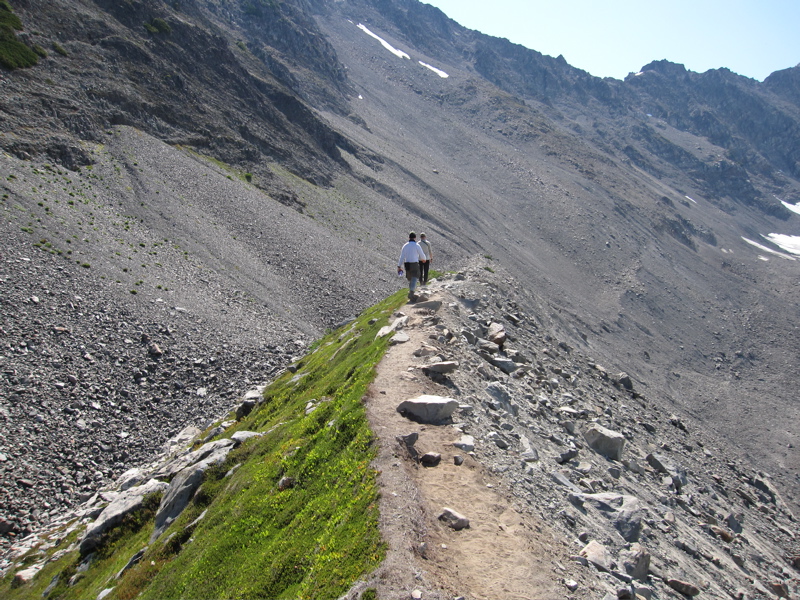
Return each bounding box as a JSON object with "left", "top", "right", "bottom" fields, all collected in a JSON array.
[
  {"left": 486, "top": 431, "right": 509, "bottom": 449},
  {"left": 277, "top": 476, "right": 295, "bottom": 491},
  {"left": 667, "top": 579, "right": 701, "bottom": 596},
  {"left": 453, "top": 435, "right": 474, "bottom": 452},
  {"left": 564, "top": 579, "right": 579, "bottom": 592},
  {"left": 438, "top": 507, "right": 470, "bottom": 530},
  {"left": 424, "top": 361, "right": 459, "bottom": 374},
  {"left": 399, "top": 432, "right": 419, "bottom": 447},
  {"left": 487, "top": 322, "right": 507, "bottom": 347},
  {"left": 420, "top": 452, "right": 441, "bottom": 467},
  {"left": 580, "top": 540, "right": 612, "bottom": 571},
  {"left": 556, "top": 448, "right": 579, "bottom": 464},
  {"left": 453, "top": 455, "right": 464, "bottom": 466},
  {"left": 584, "top": 424, "right": 626, "bottom": 460}
]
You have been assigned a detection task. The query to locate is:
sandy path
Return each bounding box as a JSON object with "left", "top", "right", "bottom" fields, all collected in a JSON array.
[{"left": 364, "top": 287, "right": 566, "bottom": 600}]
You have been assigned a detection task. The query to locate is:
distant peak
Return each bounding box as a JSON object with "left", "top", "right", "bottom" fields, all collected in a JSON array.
[{"left": 640, "top": 59, "right": 688, "bottom": 77}]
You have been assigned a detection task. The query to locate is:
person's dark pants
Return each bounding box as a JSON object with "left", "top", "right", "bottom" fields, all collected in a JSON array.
[
  {"left": 419, "top": 260, "right": 429, "bottom": 283},
  {"left": 404, "top": 262, "right": 420, "bottom": 295}
]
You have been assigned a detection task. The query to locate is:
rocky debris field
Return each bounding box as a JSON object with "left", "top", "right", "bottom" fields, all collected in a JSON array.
[
  {"left": 1, "top": 261, "right": 799, "bottom": 599},
  {"left": 368, "top": 260, "right": 799, "bottom": 599},
  {"left": 0, "top": 228, "right": 304, "bottom": 549}
]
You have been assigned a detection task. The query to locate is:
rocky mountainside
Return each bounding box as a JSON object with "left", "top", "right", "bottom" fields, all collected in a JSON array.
[
  {"left": 2, "top": 264, "right": 798, "bottom": 599},
  {"left": 363, "top": 263, "right": 799, "bottom": 599},
  {"left": 1, "top": 0, "right": 799, "bottom": 590}
]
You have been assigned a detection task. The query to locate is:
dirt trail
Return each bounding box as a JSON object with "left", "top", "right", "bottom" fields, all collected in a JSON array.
[{"left": 364, "top": 286, "right": 572, "bottom": 600}]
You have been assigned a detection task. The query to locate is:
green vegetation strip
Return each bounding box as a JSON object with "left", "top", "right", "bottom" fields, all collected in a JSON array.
[
  {"left": 1, "top": 289, "right": 409, "bottom": 600},
  {"left": 0, "top": 1, "right": 40, "bottom": 69}
]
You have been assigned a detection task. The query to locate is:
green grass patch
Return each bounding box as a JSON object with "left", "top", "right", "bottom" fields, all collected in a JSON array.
[
  {"left": 1, "top": 289, "right": 409, "bottom": 600},
  {"left": 0, "top": 1, "right": 22, "bottom": 30},
  {"left": 144, "top": 18, "right": 171, "bottom": 34},
  {"left": 0, "top": 24, "right": 38, "bottom": 69},
  {"left": 127, "top": 290, "right": 408, "bottom": 600},
  {"left": 0, "top": 2, "right": 39, "bottom": 69},
  {"left": 175, "top": 146, "right": 254, "bottom": 184}
]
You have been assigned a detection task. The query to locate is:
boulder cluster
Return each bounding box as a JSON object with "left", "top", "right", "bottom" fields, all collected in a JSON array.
[{"left": 385, "top": 262, "right": 799, "bottom": 599}]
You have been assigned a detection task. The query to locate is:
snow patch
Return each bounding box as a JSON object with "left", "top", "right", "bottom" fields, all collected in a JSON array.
[
  {"left": 741, "top": 237, "right": 796, "bottom": 261},
  {"left": 357, "top": 24, "right": 410, "bottom": 60},
  {"left": 419, "top": 61, "right": 449, "bottom": 78},
  {"left": 781, "top": 201, "right": 800, "bottom": 216},
  {"left": 765, "top": 233, "right": 800, "bottom": 256},
  {"left": 685, "top": 195, "right": 697, "bottom": 204}
]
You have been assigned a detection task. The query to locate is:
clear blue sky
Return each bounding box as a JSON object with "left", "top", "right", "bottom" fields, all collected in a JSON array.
[{"left": 421, "top": 0, "right": 800, "bottom": 81}]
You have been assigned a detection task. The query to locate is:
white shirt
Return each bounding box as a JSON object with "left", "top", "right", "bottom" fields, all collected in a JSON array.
[{"left": 398, "top": 240, "right": 427, "bottom": 266}]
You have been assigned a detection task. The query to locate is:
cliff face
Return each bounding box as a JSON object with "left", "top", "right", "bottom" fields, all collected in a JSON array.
[{"left": 2, "top": 0, "right": 357, "bottom": 202}]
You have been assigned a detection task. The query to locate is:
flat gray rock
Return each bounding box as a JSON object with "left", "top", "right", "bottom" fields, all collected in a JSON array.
[
  {"left": 397, "top": 395, "right": 459, "bottom": 423},
  {"left": 151, "top": 443, "right": 234, "bottom": 541},
  {"left": 80, "top": 478, "right": 169, "bottom": 554},
  {"left": 389, "top": 332, "right": 410, "bottom": 345},
  {"left": 453, "top": 435, "right": 475, "bottom": 452},
  {"left": 155, "top": 438, "right": 235, "bottom": 479},
  {"left": 231, "top": 430, "right": 263, "bottom": 444},
  {"left": 424, "top": 361, "right": 459, "bottom": 374},
  {"left": 583, "top": 424, "right": 626, "bottom": 461}
]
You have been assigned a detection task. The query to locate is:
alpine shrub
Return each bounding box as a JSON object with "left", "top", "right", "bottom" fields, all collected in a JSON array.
[{"left": 0, "top": 2, "right": 39, "bottom": 69}]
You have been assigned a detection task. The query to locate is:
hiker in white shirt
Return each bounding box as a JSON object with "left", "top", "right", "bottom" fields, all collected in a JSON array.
[{"left": 397, "top": 231, "right": 427, "bottom": 301}]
